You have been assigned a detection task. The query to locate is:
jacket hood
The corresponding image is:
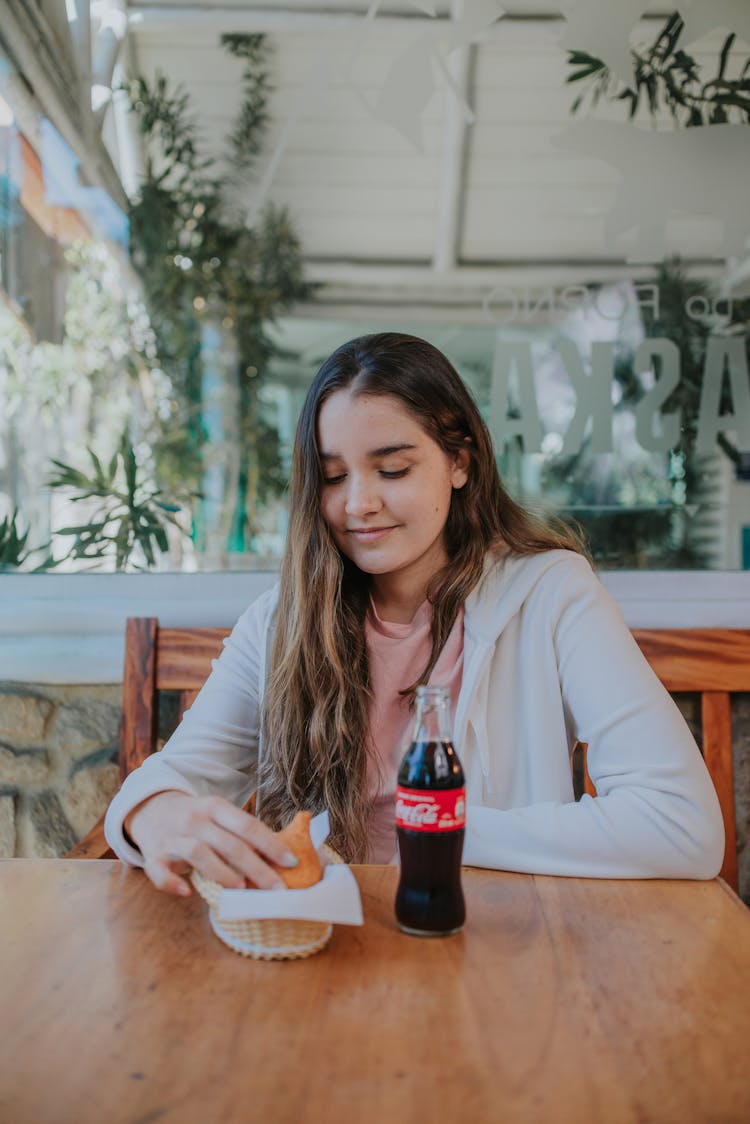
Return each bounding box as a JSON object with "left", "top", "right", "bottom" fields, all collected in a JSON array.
[
  {"left": 457, "top": 549, "right": 588, "bottom": 790},
  {"left": 464, "top": 549, "right": 585, "bottom": 644}
]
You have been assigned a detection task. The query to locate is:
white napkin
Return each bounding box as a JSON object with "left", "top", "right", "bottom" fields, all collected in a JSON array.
[{"left": 216, "top": 810, "right": 364, "bottom": 926}]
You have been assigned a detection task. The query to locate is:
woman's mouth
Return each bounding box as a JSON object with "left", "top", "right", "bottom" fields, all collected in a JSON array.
[{"left": 348, "top": 526, "right": 397, "bottom": 542}]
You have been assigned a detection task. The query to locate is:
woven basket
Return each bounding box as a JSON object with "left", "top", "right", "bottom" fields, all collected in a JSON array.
[{"left": 191, "top": 844, "right": 343, "bottom": 961}]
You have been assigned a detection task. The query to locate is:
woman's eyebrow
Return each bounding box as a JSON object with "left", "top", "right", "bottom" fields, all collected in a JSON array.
[
  {"left": 320, "top": 443, "right": 417, "bottom": 461},
  {"left": 368, "top": 443, "right": 418, "bottom": 458}
]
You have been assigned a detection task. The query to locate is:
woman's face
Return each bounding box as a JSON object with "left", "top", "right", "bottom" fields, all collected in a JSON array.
[{"left": 316, "top": 389, "right": 469, "bottom": 596}]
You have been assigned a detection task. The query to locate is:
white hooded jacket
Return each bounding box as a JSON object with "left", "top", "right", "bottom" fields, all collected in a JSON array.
[{"left": 104, "top": 550, "right": 725, "bottom": 879}]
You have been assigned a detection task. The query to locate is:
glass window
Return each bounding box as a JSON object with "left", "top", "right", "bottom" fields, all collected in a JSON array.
[{"left": 1, "top": 8, "right": 749, "bottom": 572}]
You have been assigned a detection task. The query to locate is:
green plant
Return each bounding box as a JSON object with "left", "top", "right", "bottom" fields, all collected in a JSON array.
[
  {"left": 48, "top": 435, "right": 190, "bottom": 570},
  {"left": 0, "top": 239, "right": 182, "bottom": 571},
  {"left": 567, "top": 12, "right": 750, "bottom": 125},
  {"left": 0, "top": 509, "right": 30, "bottom": 569},
  {"left": 124, "top": 33, "right": 311, "bottom": 555},
  {"left": 0, "top": 509, "right": 58, "bottom": 572}
]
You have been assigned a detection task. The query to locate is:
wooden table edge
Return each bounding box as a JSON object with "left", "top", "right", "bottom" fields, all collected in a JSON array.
[{"left": 715, "top": 874, "right": 750, "bottom": 914}]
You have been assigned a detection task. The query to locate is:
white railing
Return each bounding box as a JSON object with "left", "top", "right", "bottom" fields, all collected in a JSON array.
[{"left": 1, "top": 570, "right": 750, "bottom": 684}]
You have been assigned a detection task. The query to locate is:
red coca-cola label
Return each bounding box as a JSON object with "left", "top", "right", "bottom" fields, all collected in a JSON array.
[{"left": 395, "top": 787, "right": 466, "bottom": 832}]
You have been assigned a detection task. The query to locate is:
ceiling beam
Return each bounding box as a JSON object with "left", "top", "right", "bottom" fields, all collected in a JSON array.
[
  {"left": 127, "top": 5, "right": 673, "bottom": 36},
  {"left": 293, "top": 261, "right": 729, "bottom": 322},
  {"left": 128, "top": 6, "right": 565, "bottom": 36},
  {"left": 304, "top": 258, "right": 726, "bottom": 292},
  {"left": 433, "top": 0, "right": 472, "bottom": 275}
]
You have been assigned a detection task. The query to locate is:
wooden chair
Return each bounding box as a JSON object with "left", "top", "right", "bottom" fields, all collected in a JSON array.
[
  {"left": 582, "top": 628, "right": 747, "bottom": 892},
  {"left": 69, "top": 619, "right": 744, "bottom": 894},
  {"left": 66, "top": 618, "right": 230, "bottom": 859}
]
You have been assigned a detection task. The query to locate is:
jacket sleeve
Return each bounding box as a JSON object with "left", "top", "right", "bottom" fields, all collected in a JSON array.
[
  {"left": 463, "top": 557, "right": 725, "bottom": 880},
  {"left": 103, "top": 590, "right": 276, "bottom": 866}
]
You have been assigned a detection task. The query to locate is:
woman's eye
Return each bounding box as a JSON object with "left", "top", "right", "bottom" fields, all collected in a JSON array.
[
  {"left": 380, "top": 468, "right": 410, "bottom": 479},
  {"left": 322, "top": 474, "right": 346, "bottom": 485}
]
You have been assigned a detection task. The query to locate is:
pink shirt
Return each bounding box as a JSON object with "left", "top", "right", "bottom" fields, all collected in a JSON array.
[{"left": 364, "top": 598, "right": 464, "bottom": 862}]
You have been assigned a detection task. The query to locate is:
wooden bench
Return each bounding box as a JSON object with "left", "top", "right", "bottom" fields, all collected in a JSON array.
[
  {"left": 582, "top": 628, "right": 746, "bottom": 891},
  {"left": 69, "top": 619, "right": 745, "bottom": 892}
]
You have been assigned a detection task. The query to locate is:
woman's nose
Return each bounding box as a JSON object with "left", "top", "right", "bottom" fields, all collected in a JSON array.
[{"left": 344, "top": 476, "right": 381, "bottom": 516}]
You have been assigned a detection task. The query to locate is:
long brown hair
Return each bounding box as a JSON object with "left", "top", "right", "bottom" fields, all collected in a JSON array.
[{"left": 259, "top": 333, "right": 586, "bottom": 860}]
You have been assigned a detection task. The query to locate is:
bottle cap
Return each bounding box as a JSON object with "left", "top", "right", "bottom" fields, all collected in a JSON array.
[{"left": 415, "top": 685, "right": 450, "bottom": 700}]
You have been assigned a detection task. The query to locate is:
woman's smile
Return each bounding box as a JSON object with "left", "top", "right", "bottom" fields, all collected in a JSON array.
[
  {"left": 316, "top": 389, "right": 469, "bottom": 612},
  {"left": 347, "top": 525, "right": 399, "bottom": 542}
]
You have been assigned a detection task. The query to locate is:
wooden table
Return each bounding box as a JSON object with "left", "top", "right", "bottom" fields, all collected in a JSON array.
[{"left": 1, "top": 862, "right": 749, "bottom": 1124}]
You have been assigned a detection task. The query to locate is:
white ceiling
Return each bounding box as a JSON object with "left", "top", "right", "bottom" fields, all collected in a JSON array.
[
  {"left": 118, "top": 2, "right": 750, "bottom": 310},
  {"left": 32, "top": 3, "right": 750, "bottom": 309}
]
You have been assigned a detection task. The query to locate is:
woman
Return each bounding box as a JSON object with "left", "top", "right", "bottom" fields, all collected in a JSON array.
[{"left": 105, "top": 332, "right": 724, "bottom": 895}]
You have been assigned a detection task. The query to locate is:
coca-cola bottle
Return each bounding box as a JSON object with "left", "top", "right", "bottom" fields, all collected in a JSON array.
[{"left": 395, "top": 685, "right": 466, "bottom": 936}]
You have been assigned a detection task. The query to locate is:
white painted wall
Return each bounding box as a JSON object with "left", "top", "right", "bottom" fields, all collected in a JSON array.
[{"left": 2, "top": 570, "right": 750, "bottom": 684}]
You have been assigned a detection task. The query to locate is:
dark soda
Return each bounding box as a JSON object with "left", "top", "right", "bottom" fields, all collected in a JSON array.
[{"left": 395, "top": 686, "right": 466, "bottom": 936}]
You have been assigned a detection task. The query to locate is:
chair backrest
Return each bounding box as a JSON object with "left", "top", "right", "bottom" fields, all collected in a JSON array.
[
  {"left": 76, "top": 618, "right": 746, "bottom": 893},
  {"left": 119, "top": 617, "right": 230, "bottom": 782},
  {"left": 583, "top": 628, "right": 748, "bottom": 892},
  {"left": 65, "top": 618, "right": 229, "bottom": 859}
]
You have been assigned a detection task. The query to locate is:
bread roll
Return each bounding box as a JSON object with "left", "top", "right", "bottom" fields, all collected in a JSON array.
[{"left": 248, "top": 810, "right": 323, "bottom": 889}]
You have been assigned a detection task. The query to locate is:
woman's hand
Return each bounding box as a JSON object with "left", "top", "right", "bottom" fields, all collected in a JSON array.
[{"left": 125, "top": 791, "right": 299, "bottom": 897}]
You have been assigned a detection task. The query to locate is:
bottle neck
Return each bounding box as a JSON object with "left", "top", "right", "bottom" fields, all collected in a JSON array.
[{"left": 412, "top": 687, "right": 452, "bottom": 744}]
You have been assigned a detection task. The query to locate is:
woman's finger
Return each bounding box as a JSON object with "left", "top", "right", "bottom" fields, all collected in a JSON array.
[
  {"left": 201, "top": 797, "right": 300, "bottom": 869},
  {"left": 181, "top": 834, "right": 287, "bottom": 890},
  {"left": 145, "top": 836, "right": 245, "bottom": 892},
  {"left": 199, "top": 822, "right": 289, "bottom": 889},
  {"left": 144, "top": 855, "right": 193, "bottom": 898}
]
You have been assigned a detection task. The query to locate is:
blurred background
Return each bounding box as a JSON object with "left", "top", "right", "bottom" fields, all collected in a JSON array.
[{"left": 1, "top": 0, "right": 749, "bottom": 576}]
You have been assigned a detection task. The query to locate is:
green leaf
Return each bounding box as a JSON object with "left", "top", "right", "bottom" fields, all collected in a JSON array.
[
  {"left": 660, "top": 13, "right": 685, "bottom": 59},
  {"left": 140, "top": 533, "right": 155, "bottom": 566},
  {"left": 55, "top": 522, "right": 109, "bottom": 536},
  {"left": 615, "top": 88, "right": 640, "bottom": 118},
  {"left": 0, "top": 509, "right": 30, "bottom": 566},
  {"left": 718, "top": 33, "right": 736, "bottom": 81},
  {"left": 124, "top": 443, "right": 138, "bottom": 501},
  {"left": 567, "top": 50, "right": 601, "bottom": 66},
  {"left": 87, "top": 447, "right": 105, "bottom": 482},
  {"left": 113, "top": 523, "right": 132, "bottom": 570},
  {"left": 48, "top": 462, "right": 92, "bottom": 490},
  {"left": 567, "top": 65, "right": 606, "bottom": 84}
]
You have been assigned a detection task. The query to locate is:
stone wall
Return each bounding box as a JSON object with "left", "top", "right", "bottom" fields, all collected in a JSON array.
[
  {"left": 0, "top": 683, "right": 121, "bottom": 857},
  {"left": 1, "top": 681, "right": 748, "bottom": 906}
]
